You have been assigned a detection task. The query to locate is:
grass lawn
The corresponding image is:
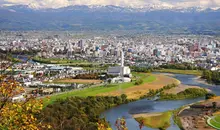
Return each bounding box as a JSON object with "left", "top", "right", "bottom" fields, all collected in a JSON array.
[
  {"left": 135, "top": 111, "right": 172, "bottom": 129},
  {"left": 44, "top": 73, "right": 156, "bottom": 105},
  {"left": 209, "top": 117, "right": 220, "bottom": 129},
  {"left": 154, "top": 69, "right": 202, "bottom": 76},
  {"left": 214, "top": 116, "right": 220, "bottom": 122}
]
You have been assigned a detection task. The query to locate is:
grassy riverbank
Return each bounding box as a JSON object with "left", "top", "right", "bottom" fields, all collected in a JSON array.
[
  {"left": 173, "top": 106, "right": 185, "bottom": 130},
  {"left": 160, "top": 88, "right": 208, "bottom": 100},
  {"left": 44, "top": 73, "right": 156, "bottom": 105},
  {"left": 134, "top": 111, "right": 173, "bottom": 129},
  {"left": 209, "top": 116, "right": 220, "bottom": 129},
  {"left": 154, "top": 69, "right": 202, "bottom": 76}
]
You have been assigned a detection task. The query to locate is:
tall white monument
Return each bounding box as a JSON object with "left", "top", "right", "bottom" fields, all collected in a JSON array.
[
  {"left": 67, "top": 42, "right": 73, "bottom": 58},
  {"left": 120, "top": 50, "right": 124, "bottom": 77}
]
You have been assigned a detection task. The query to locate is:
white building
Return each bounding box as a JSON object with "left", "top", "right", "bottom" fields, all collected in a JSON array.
[
  {"left": 107, "top": 66, "right": 131, "bottom": 76},
  {"left": 110, "top": 77, "right": 131, "bottom": 83},
  {"left": 107, "top": 50, "right": 131, "bottom": 77}
]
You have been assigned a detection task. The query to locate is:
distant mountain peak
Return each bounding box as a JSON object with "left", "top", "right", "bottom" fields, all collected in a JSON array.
[{"left": 1, "top": 3, "right": 220, "bottom": 13}]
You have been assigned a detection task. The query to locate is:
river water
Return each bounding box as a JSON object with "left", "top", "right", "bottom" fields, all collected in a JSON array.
[
  {"left": 13, "top": 55, "right": 35, "bottom": 63},
  {"left": 101, "top": 73, "right": 220, "bottom": 130}
]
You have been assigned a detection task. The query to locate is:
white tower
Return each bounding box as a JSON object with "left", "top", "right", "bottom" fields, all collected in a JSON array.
[
  {"left": 120, "top": 50, "right": 124, "bottom": 77},
  {"left": 121, "top": 50, "right": 124, "bottom": 67},
  {"left": 67, "top": 42, "right": 73, "bottom": 59}
]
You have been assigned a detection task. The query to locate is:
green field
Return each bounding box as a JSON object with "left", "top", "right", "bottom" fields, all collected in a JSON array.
[
  {"left": 214, "top": 116, "right": 220, "bottom": 122},
  {"left": 209, "top": 116, "right": 220, "bottom": 129},
  {"left": 44, "top": 73, "right": 156, "bottom": 105},
  {"left": 154, "top": 69, "right": 202, "bottom": 76},
  {"left": 135, "top": 111, "right": 172, "bottom": 129}
]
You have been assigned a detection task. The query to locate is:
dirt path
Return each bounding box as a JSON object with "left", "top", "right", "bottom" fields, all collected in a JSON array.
[{"left": 100, "top": 74, "right": 180, "bottom": 99}]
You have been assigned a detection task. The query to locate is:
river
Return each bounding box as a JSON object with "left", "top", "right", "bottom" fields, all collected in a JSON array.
[
  {"left": 13, "top": 55, "right": 35, "bottom": 63},
  {"left": 101, "top": 73, "right": 220, "bottom": 130}
]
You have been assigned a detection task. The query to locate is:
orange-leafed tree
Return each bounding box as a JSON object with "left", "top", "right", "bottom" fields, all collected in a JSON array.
[{"left": 0, "top": 76, "right": 50, "bottom": 130}]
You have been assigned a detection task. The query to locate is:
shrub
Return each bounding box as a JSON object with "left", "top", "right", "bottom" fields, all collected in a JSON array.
[
  {"left": 134, "top": 79, "right": 143, "bottom": 85},
  {"left": 205, "top": 93, "right": 216, "bottom": 100}
]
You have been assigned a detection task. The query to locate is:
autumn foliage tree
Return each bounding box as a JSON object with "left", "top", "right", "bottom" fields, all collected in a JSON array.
[{"left": 0, "top": 76, "right": 50, "bottom": 130}]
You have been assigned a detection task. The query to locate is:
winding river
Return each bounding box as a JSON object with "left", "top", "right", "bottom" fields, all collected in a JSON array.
[{"left": 101, "top": 73, "right": 220, "bottom": 130}]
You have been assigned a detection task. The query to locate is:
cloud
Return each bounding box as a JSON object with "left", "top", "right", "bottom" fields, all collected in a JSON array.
[
  {"left": 4, "top": 0, "right": 70, "bottom": 8},
  {"left": 1, "top": 0, "right": 220, "bottom": 9}
]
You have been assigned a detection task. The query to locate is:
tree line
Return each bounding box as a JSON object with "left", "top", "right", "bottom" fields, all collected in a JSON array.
[
  {"left": 40, "top": 95, "right": 132, "bottom": 130},
  {"left": 160, "top": 88, "right": 208, "bottom": 100},
  {"left": 158, "top": 63, "right": 201, "bottom": 70},
  {"left": 140, "top": 84, "right": 178, "bottom": 99},
  {"left": 131, "top": 66, "right": 153, "bottom": 73},
  {"left": 202, "top": 70, "right": 220, "bottom": 85}
]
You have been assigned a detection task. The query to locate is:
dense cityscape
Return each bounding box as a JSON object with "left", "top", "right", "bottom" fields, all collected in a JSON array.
[{"left": 1, "top": 32, "right": 220, "bottom": 66}]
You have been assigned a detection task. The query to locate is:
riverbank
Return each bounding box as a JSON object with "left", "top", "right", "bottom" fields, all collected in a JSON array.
[
  {"left": 163, "top": 84, "right": 205, "bottom": 94},
  {"left": 133, "top": 111, "right": 173, "bottom": 129},
  {"left": 154, "top": 69, "right": 202, "bottom": 76},
  {"left": 194, "top": 76, "right": 214, "bottom": 86},
  {"left": 176, "top": 96, "right": 220, "bottom": 130},
  {"left": 160, "top": 87, "right": 209, "bottom": 100}
]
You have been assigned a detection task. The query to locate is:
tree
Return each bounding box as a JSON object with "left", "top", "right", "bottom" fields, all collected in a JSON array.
[
  {"left": 114, "top": 117, "right": 128, "bottom": 130},
  {"left": 212, "top": 102, "right": 217, "bottom": 110},
  {"left": 121, "top": 94, "right": 127, "bottom": 102},
  {"left": 205, "top": 93, "right": 216, "bottom": 100},
  {"left": 0, "top": 77, "right": 50, "bottom": 130}
]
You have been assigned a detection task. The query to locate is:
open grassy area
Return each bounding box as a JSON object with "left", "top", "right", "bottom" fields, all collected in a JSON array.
[
  {"left": 209, "top": 116, "right": 220, "bottom": 129},
  {"left": 214, "top": 116, "right": 220, "bottom": 122},
  {"left": 154, "top": 69, "right": 202, "bottom": 76},
  {"left": 134, "top": 111, "right": 172, "bottom": 129},
  {"left": 44, "top": 73, "right": 156, "bottom": 105}
]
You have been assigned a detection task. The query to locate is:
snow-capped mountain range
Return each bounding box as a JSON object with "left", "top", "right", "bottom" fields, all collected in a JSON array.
[
  {"left": 0, "top": 4, "right": 219, "bottom": 33},
  {"left": 1, "top": 4, "right": 220, "bottom": 13}
]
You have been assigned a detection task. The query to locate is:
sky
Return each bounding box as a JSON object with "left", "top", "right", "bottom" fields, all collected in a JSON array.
[{"left": 1, "top": 0, "right": 220, "bottom": 9}]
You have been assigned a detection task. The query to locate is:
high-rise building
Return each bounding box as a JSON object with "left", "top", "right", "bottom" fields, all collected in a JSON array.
[
  {"left": 120, "top": 50, "right": 124, "bottom": 77},
  {"left": 66, "top": 42, "right": 73, "bottom": 58},
  {"left": 78, "top": 40, "right": 84, "bottom": 50}
]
